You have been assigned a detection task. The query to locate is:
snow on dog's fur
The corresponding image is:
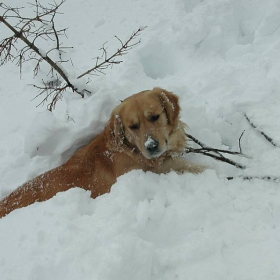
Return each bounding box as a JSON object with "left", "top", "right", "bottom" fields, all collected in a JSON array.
[{"left": 0, "top": 88, "right": 204, "bottom": 218}]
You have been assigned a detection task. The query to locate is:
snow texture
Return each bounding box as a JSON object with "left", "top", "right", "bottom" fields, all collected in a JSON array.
[{"left": 1, "top": 0, "right": 280, "bottom": 279}]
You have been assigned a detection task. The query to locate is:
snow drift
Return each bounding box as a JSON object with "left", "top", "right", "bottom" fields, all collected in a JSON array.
[{"left": 1, "top": 0, "right": 280, "bottom": 279}]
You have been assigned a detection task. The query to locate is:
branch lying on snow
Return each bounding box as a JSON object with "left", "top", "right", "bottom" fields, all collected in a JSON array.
[
  {"left": 185, "top": 133, "right": 280, "bottom": 183},
  {"left": 185, "top": 133, "right": 248, "bottom": 169},
  {"left": 227, "top": 176, "right": 280, "bottom": 183},
  {"left": 244, "top": 114, "right": 278, "bottom": 148}
]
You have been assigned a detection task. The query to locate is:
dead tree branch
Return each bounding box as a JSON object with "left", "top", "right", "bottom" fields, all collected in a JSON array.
[
  {"left": 0, "top": 0, "right": 80, "bottom": 111},
  {"left": 0, "top": 1, "right": 144, "bottom": 111},
  {"left": 186, "top": 133, "right": 280, "bottom": 183},
  {"left": 227, "top": 176, "right": 280, "bottom": 183},
  {"left": 77, "top": 27, "right": 146, "bottom": 79},
  {"left": 185, "top": 133, "right": 248, "bottom": 169}
]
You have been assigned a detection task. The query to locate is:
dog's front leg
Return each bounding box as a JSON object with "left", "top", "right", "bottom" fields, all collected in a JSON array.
[{"left": 155, "top": 156, "right": 206, "bottom": 174}]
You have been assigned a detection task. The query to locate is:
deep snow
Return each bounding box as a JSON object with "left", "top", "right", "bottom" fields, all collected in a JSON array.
[{"left": 1, "top": 0, "right": 280, "bottom": 279}]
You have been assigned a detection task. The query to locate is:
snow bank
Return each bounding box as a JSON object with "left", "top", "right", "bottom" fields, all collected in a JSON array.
[
  {"left": 1, "top": 0, "right": 280, "bottom": 279},
  {"left": 1, "top": 170, "right": 279, "bottom": 279}
]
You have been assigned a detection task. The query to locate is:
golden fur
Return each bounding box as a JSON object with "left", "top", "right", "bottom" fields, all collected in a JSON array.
[{"left": 0, "top": 88, "right": 204, "bottom": 218}]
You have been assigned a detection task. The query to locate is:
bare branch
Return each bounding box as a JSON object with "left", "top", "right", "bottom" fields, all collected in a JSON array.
[
  {"left": 30, "top": 78, "right": 66, "bottom": 111},
  {"left": 77, "top": 27, "right": 147, "bottom": 79},
  {"left": 0, "top": 36, "right": 17, "bottom": 65},
  {"left": 239, "top": 130, "right": 245, "bottom": 154},
  {"left": 185, "top": 133, "right": 247, "bottom": 169},
  {"left": 244, "top": 114, "right": 278, "bottom": 147},
  {"left": 0, "top": 0, "right": 82, "bottom": 110},
  {"left": 186, "top": 131, "right": 279, "bottom": 183},
  {"left": 227, "top": 176, "right": 280, "bottom": 183},
  {"left": 0, "top": 2, "right": 145, "bottom": 110}
]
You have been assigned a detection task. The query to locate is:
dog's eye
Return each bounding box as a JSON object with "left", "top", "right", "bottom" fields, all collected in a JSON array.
[
  {"left": 129, "top": 124, "right": 139, "bottom": 130},
  {"left": 150, "top": 114, "right": 160, "bottom": 122}
]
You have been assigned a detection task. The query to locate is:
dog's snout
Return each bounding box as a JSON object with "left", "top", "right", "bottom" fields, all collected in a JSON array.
[{"left": 145, "top": 136, "right": 159, "bottom": 153}]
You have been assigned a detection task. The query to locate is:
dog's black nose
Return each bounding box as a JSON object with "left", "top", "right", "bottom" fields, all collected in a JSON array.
[{"left": 145, "top": 137, "right": 159, "bottom": 154}]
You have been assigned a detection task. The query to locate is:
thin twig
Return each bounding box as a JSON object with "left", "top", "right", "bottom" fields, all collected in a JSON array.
[
  {"left": 244, "top": 114, "right": 278, "bottom": 147},
  {"left": 239, "top": 130, "right": 245, "bottom": 154},
  {"left": 186, "top": 133, "right": 207, "bottom": 148},
  {"left": 227, "top": 176, "right": 280, "bottom": 183},
  {"left": 0, "top": 13, "right": 74, "bottom": 88}
]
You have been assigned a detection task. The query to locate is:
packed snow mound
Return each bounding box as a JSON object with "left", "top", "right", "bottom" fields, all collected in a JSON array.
[
  {"left": 1, "top": 0, "right": 280, "bottom": 279},
  {"left": 1, "top": 170, "right": 279, "bottom": 279}
]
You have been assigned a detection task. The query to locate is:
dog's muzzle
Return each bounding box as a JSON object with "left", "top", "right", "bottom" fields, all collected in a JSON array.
[{"left": 145, "top": 136, "right": 160, "bottom": 156}]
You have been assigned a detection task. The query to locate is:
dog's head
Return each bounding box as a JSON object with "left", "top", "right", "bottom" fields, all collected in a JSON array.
[{"left": 108, "top": 87, "right": 186, "bottom": 159}]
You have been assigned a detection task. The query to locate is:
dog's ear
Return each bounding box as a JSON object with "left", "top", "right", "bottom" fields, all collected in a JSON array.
[
  {"left": 114, "top": 114, "right": 125, "bottom": 145},
  {"left": 155, "top": 88, "right": 180, "bottom": 126},
  {"left": 108, "top": 110, "right": 125, "bottom": 147}
]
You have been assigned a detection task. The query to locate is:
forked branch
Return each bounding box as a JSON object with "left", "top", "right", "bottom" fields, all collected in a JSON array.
[
  {"left": 0, "top": 1, "right": 145, "bottom": 110},
  {"left": 0, "top": 0, "right": 80, "bottom": 110},
  {"left": 186, "top": 133, "right": 280, "bottom": 183},
  {"left": 77, "top": 27, "right": 146, "bottom": 79},
  {"left": 185, "top": 133, "right": 248, "bottom": 169}
]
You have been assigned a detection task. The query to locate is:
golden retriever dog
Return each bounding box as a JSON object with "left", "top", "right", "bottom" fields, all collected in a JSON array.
[{"left": 0, "top": 88, "right": 204, "bottom": 218}]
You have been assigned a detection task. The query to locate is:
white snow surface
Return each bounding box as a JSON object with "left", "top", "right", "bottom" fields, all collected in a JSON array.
[{"left": 1, "top": 0, "right": 280, "bottom": 279}]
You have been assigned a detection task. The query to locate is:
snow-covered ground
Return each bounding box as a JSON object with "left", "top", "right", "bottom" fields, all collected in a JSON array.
[{"left": 1, "top": 0, "right": 280, "bottom": 279}]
